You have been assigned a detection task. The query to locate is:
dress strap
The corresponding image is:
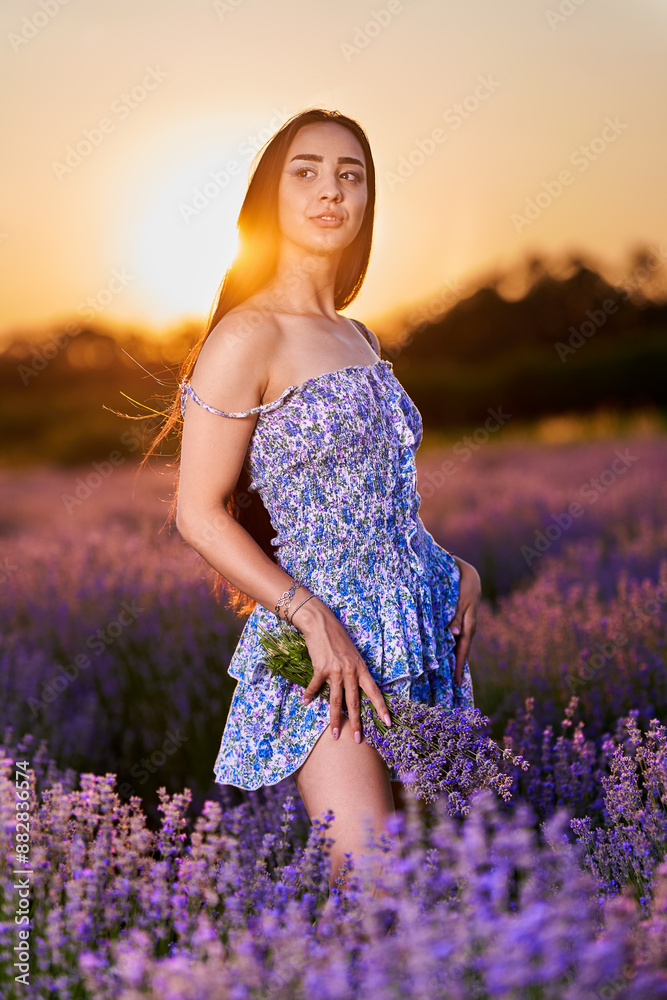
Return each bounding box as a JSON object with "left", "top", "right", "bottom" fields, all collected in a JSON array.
[
  {"left": 350, "top": 318, "right": 380, "bottom": 358},
  {"left": 179, "top": 381, "right": 295, "bottom": 419}
]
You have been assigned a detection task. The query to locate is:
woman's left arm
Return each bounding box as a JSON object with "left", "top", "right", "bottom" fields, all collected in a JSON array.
[{"left": 448, "top": 555, "right": 482, "bottom": 687}]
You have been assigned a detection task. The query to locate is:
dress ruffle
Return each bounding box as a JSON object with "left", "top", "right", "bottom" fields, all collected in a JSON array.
[
  {"left": 215, "top": 532, "right": 474, "bottom": 791},
  {"left": 229, "top": 537, "right": 460, "bottom": 689}
]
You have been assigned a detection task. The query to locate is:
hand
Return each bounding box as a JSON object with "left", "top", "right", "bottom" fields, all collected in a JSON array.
[
  {"left": 449, "top": 556, "right": 481, "bottom": 688},
  {"left": 294, "top": 599, "right": 392, "bottom": 743}
]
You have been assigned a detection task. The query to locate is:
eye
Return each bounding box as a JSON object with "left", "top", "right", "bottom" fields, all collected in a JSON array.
[{"left": 292, "top": 166, "right": 363, "bottom": 183}]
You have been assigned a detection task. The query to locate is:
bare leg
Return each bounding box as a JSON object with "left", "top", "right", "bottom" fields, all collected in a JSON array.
[{"left": 292, "top": 714, "right": 396, "bottom": 891}]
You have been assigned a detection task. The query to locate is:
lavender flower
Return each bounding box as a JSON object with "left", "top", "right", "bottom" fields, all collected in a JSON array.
[{"left": 257, "top": 623, "right": 528, "bottom": 814}]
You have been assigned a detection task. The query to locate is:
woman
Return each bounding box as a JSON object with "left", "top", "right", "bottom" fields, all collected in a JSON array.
[{"left": 155, "top": 108, "right": 480, "bottom": 889}]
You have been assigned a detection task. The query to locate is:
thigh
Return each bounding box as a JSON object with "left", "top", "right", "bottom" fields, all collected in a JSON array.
[{"left": 292, "top": 715, "right": 395, "bottom": 845}]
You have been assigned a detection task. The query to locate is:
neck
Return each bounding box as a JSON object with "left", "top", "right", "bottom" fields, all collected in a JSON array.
[{"left": 265, "top": 242, "right": 342, "bottom": 318}]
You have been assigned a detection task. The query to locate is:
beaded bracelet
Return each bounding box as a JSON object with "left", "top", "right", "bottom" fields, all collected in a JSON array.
[
  {"left": 274, "top": 577, "right": 301, "bottom": 621},
  {"left": 289, "top": 593, "right": 315, "bottom": 627}
]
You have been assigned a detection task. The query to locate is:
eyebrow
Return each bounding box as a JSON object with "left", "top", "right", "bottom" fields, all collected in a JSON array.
[{"left": 289, "top": 153, "right": 365, "bottom": 169}]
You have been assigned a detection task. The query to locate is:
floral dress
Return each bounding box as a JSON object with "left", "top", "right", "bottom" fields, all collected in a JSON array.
[{"left": 180, "top": 320, "right": 474, "bottom": 790}]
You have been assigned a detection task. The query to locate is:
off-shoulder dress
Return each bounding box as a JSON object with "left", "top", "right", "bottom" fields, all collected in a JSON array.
[{"left": 179, "top": 319, "right": 475, "bottom": 789}]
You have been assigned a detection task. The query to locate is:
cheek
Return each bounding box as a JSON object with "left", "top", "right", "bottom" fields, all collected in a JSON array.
[
  {"left": 278, "top": 184, "right": 307, "bottom": 228},
  {"left": 277, "top": 193, "right": 295, "bottom": 235},
  {"left": 351, "top": 188, "right": 368, "bottom": 219}
]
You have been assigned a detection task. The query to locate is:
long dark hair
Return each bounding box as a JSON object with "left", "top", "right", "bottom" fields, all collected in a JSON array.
[{"left": 138, "top": 108, "right": 377, "bottom": 616}]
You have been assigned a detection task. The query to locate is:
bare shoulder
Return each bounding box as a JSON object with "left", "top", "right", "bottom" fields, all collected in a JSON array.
[
  {"left": 189, "top": 304, "right": 280, "bottom": 411},
  {"left": 200, "top": 303, "right": 279, "bottom": 366}
]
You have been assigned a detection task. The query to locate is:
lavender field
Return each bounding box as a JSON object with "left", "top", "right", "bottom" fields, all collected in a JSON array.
[{"left": 2, "top": 418, "right": 667, "bottom": 998}]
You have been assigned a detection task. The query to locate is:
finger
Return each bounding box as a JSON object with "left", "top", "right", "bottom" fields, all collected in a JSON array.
[
  {"left": 328, "top": 681, "right": 343, "bottom": 740},
  {"left": 301, "top": 673, "right": 330, "bottom": 711},
  {"left": 343, "top": 676, "right": 363, "bottom": 744},
  {"left": 301, "top": 674, "right": 322, "bottom": 704},
  {"left": 449, "top": 614, "right": 462, "bottom": 637},
  {"left": 358, "top": 670, "right": 392, "bottom": 726},
  {"left": 454, "top": 615, "right": 477, "bottom": 685}
]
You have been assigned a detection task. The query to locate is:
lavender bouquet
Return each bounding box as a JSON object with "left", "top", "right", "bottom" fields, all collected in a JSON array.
[{"left": 257, "top": 623, "right": 529, "bottom": 815}]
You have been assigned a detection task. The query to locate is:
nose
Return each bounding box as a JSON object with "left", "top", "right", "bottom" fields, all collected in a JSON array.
[{"left": 316, "top": 167, "right": 343, "bottom": 203}]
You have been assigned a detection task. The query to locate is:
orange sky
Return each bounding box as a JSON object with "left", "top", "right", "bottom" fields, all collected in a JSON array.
[{"left": 1, "top": 0, "right": 666, "bottom": 342}]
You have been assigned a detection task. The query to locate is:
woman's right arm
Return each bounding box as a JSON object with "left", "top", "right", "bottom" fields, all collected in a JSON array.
[{"left": 175, "top": 312, "right": 391, "bottom": 742}]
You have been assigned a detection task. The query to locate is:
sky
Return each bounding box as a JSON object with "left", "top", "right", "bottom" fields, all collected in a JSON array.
[{"left": 1, "top": 0, "right": 666, "bottom": 342}]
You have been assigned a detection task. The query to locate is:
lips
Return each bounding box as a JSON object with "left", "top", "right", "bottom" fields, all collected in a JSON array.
[{"left": 311, "top": 212, "right": 343, "bottom": 221}]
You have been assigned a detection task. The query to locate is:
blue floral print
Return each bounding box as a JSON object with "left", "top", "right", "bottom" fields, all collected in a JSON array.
[{"left": 180, "top": 321, "right": 474, "bottom": 790}]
